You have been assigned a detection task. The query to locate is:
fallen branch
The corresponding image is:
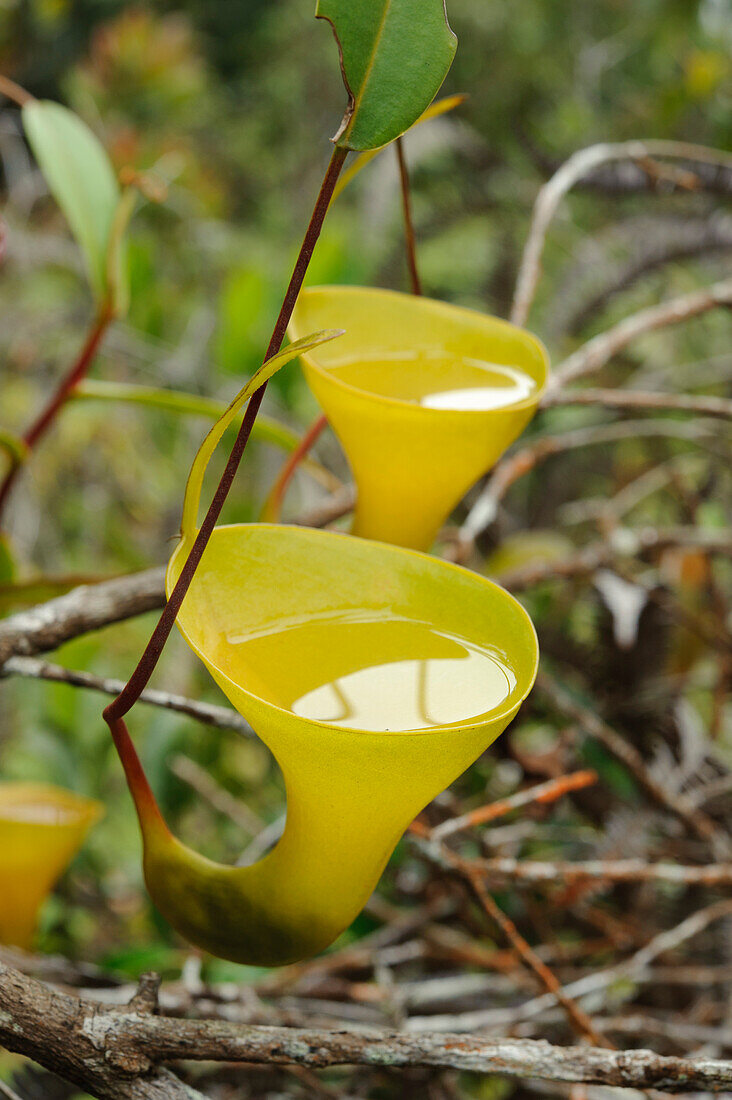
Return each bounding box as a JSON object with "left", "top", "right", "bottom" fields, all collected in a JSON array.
[
  {"left": 404, "top": 891, "right": 732, "bottom": 1034},
  {"left": 0, "top": 966, "right": 200, "bottom": 1098},
  {"left": 470, "top": 855, "right": 732, "bottom": 888},
  {"left": 5, "top": 961, "right": 732, "bottom": 1093}
]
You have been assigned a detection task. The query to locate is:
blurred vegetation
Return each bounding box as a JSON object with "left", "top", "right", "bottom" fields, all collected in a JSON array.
[{"left": 0, "top": 1, "right": 731, "bottom": 1095}]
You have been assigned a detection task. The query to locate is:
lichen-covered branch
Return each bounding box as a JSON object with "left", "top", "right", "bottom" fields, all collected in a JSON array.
[
  {"left": 0, "top": 568, "right": 165, "bottom": 665},
  {"left": 4, "top": 961, "right": 732, "bottom": 1095},
  {"left": 0, "top": 965, "right": 202, "bottom": 1098}
]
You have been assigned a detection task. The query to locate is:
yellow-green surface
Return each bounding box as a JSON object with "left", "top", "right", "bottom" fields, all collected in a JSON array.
[{"left": 147, "top": 524, "right": 540, "bottom": 965}]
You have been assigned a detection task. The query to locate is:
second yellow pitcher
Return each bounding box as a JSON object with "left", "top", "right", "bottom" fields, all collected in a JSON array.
[{"left": 290, "top": 286, "right": 550, "bottom": 550}]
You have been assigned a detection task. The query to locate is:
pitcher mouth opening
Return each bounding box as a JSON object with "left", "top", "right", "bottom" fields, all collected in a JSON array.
[
  {"left": 0, "top": 784, "right": 103, "bottom": 827},
  {"left": 290, "top": 285, "right": 551, "bottom": 416},
  {"left": 167, "top": 523, "right": 540, "bottom": 738}
]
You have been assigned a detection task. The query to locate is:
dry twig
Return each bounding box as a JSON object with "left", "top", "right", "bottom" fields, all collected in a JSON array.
[
  {"left": 550, "top": 277, "right": 732, "bottom": 391},
  {"left": 459, "top": 419, "right": 727, "bottom": 545},
  {"left": 546, "top": 387, "right": 732, "bottom": 420},
  {"left": 512, "top": 140, "right": 732, "bottom": 326},
  {"left": 537, "top": 670, "right": 728, "bottom": 850},
  {"left": 430, "top": 770, "right": 598, "bottom": 840}
]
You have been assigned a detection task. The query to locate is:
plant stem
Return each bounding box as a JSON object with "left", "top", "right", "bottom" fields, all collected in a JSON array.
[
  {"left": 103, "top": 143, "right": 348, "bottom": 727},
  {"left": 0, "top": 302, "right": 114, "bottom": 523},
  {"left": 265, "top": 136, "right": 422, "bottom": 523},
  {"left": 395, "top": 136, "right": 422, "bottom": 295},
  {"left": 263, "top": 412, "right": 328, "bottom": 521},
  {"left": 0, "top": 74, "right": 33, "bottom": 107}
]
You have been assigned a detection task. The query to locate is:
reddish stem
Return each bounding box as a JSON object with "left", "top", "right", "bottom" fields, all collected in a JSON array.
[
  {"left": 0, "top": 74, "right": 33, "bottom": 107},
  {"left": 267, "top": 412, "right": 329, "bottom": 521},
  {"left": 395, "top": 136, "right": 422, "bottom": 296},
  {"left": 0, "top": 302, "right": 113, "bottom": 522},
  {"left": 108, "top": 714, "right": 170, "bottom": 840},
  {"left": 103, "top": 144, "right": 348, "bottom": 727}
]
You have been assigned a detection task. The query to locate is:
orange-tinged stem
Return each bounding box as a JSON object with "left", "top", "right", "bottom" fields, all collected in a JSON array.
[
  {"left": 107, "top": 715, "right": 170, "bottom": 842},
  {"left": 263, "top": 413, "right": 329, "bottom": 522},
  {"left": 429, "top": 769, "right": 598, "bottom": 840}
]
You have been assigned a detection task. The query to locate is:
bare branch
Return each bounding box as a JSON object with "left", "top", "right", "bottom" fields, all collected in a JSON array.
[
  {"left": 430, "top": 770, "right": 598, "bottom": 841},
  {"left": 0, "top": 568, "right": 165, "bottom": 665},
  {"left": 550, "top": 277, "right": 732, "bottom": 390},
  {"left": 470, "top": 855, "right": 732, "bottom": 888},
  {"left": 537, "top": 670, "right": 729, "bottom": 851},
  {"left": 406, "top": 897, "right": 732, "bottom": 1034},
  {"left": 294, "top": 485, "right": 355, "bottom": 528},
  {"left": 2, "top": 655, "right": 253, "bottom": 737},
  {"left": 5, "top": 961, "right": 732, "bottom": 1093},
  {"left": 459, "top": 419, "right": 728, "bottom": 543},
  {"left": 511, "top": 140, "right": 732, "bottom": 326},
  {"left": 493, "top": 526, "right": 732, "bottom": 590},
  {"left": 169, "top": 754, "right": 262, "bottom": 833},
  {"left": 551, "top": 212, "right": 732, "bottom": 339},
  {"left": 0, "top": 964, "right": 203, "bottom": 1098},
  {"left": 545, "top": 387, "right": 732, "bottom": 420}
]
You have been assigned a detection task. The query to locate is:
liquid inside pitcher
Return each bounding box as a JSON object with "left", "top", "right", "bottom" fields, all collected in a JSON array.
[
  {"left": 329, "top": 350, "right": 538, "bottom": 412},
  {"left": 225, "top": 609, "right": 517, "bottom": 732}
]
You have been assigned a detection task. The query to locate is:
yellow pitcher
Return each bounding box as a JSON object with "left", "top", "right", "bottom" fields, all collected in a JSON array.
[
  {"left": 0, "top": 783, "right": 102, "bottom": 948},
  {"left": 112, "top": 333, "right": 540, "bottom": 967},
  {"left": 142, "top": 523, "right": 538, "bottom": 965},
  {"left": 289, "top": 286, "right": 550, "bottom": 550}
]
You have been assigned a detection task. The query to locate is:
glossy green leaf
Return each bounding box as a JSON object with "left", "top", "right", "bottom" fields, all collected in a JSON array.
[
  {"left": 332, "top": 92, "right": 465, "bottom": 198},
  {"left": 316, "top": 0, "right": 457, "bottom": 151},
  {"left": 22, "top": 100, "right": 121, "bottom": 304}
]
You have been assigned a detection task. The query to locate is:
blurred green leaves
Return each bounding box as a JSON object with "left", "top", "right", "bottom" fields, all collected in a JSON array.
[
  {"left": 22, "top": 100, "right": 128, "bottom": 312},
  {"left": 316, "top": 0, "right": 457, "bottom": 150}
]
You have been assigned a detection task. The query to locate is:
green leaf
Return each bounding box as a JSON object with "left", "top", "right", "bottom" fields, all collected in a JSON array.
[
  {"left": 72, "top": 380, "right": 338, "bottom": 489},
  {"left": 332, "top": 92, "right": 465, "bottom": 197},
  {"left": 0, "top": 534, "right": 17, "bottom": 585},
  {"left": 22, "top": 100, "right": 121, "bottom": 304},
  {"left": 316, "top": 0, "right": 457, "bottom": 151}
]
